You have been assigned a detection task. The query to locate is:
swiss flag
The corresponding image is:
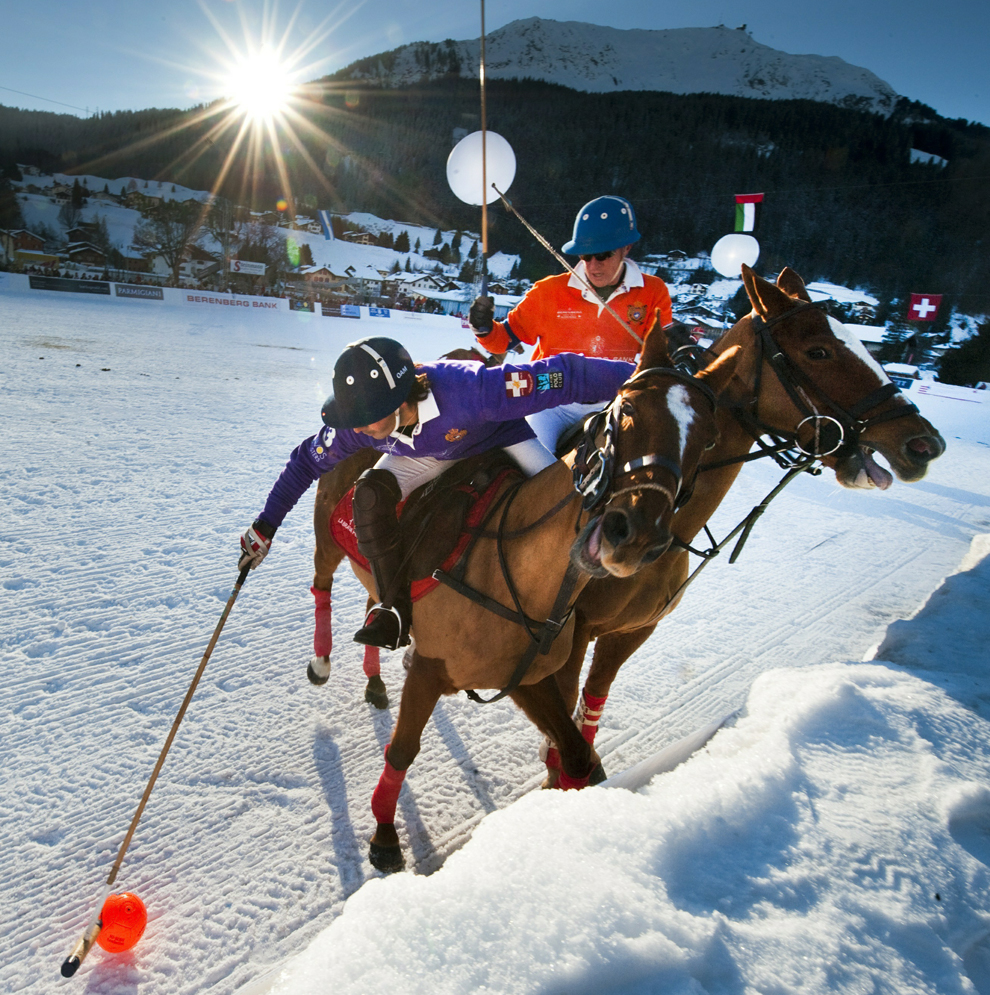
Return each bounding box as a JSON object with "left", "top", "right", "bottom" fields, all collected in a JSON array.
[{"left": 908, "top": 294, "right": 942, "bottom": 322}]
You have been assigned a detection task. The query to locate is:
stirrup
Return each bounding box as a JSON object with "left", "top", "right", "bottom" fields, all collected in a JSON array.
[{"left": 354, "top": 604, "right": 408, "bottom": 651}]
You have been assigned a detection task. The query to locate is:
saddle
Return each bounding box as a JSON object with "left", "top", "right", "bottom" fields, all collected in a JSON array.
[{"left": 330, "top": 451, "right": 523, "bottom": 602}]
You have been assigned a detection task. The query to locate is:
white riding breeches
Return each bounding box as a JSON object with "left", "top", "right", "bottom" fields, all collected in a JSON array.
[
  {"left": 375, "top": 436, "right": 558, "bottom": 500},
  {"left": 526, "top": 401, "right": 605, "bottom": 455}
]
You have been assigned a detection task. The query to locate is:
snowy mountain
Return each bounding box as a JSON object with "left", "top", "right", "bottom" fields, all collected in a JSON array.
[{"left": 332, "top": 17, "right": 899, "bottom": 113}]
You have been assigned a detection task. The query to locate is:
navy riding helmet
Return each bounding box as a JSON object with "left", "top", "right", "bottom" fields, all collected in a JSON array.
[
  {"left": 321, "top": 337, "right": 414, "bottom": 429},
  {"left": 562, "top": 196, "right": 642, "bottom": 256}
]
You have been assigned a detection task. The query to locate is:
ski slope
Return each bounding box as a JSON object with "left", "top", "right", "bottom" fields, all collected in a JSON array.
[{"left": 1, "top": 290, "right": 988, "bottom": 994}]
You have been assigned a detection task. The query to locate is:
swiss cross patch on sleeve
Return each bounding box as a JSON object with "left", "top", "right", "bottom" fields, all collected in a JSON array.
[
  {"left": 536, "top": 371, "right": 564, "bottom": 391},
  {"left": 505, "top": 370, "right": 535, "bottom": 397}
]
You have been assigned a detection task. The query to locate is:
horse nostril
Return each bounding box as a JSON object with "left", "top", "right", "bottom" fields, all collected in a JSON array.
[
  {"left": 906, "top": 436, "right": 940, "bottom": 463},
  {"left": 602, "top": 510, "right": 630, "bottom": 547},
  {"left": 641, "top": 543, "right": 666, "bottom": 564}
]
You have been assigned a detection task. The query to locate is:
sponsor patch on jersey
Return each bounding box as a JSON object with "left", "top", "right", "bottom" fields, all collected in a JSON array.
[
  {"left": 556, "top": 309, "right": 584, "bottom": 320},
  {"left": 312, "top": 428, "right": 335, "bottom": 459},
  {"left": 445, "top": 427, "right": 468, "bottom": 442},
  {"left": 505, "top": 370, "right": 535, "bottom": 398},
  {"left": 536, "top": 372, "right": 564, "bottom": 391},
  {"left": 627, "top": 303, "right": 647, "bottom": 323}
]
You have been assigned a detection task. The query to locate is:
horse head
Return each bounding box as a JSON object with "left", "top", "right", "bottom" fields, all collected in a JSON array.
[
  {"left": 734, "top": 265, "right": 945, "bottom": 488},
  {"left": 571, "top": 322, "right": 740, "bottom": 578}
]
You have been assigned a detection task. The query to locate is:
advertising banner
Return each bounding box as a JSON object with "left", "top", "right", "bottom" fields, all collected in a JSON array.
[
  {"left": 114, "top": 283, "right": 164, "bottom": 301},
  {"left": 289, "top": 299, "right": 315, "bottom": 312},
  {"left": 182, "top": 291, "right": 284, "bottom": 312},
  {"left": 368, "top": 307, "right": 391, "bottom": 318},
  {"left": 229, "top": 259, "right": 267, "bottom": 277},
  {"left": 29, "top": 275, "right": 110, "bottom": 295},
  {"left": 322, "top": 303, "right": 361, "bottom": 319}
]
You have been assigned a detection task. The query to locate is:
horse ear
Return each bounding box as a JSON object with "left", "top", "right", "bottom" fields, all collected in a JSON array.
[
  {"left": 634, "top": 309, "right": 672, "bottom": 373},
  {"left": 742, "top": 263, "right": 793, "bottom": 318},
  {"left": 776, "top": 267, "right": 812, "bottom": 303},
  {"left": 695, "top": 345, "right": 741, "bottom": 397}
]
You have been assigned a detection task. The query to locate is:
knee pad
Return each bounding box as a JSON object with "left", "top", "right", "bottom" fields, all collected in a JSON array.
[{"left": 353, "top": 468, "right": 402, "bottom": 557}]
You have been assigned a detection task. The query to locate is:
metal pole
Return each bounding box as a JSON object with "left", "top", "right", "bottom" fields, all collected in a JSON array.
[
  {"left": 60, "top": 565, "right": 251, "bottom": 979},
  {"left": 479, "top": 0, "right": 488, "bottom": 296}
]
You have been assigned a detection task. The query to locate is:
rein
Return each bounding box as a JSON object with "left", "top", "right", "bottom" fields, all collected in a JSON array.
[
  {"left": 712, "top": 302, "right": 919, "bottom": 471},
  {"left": 646, "top": 299, "right": 922, "bottom": 624},
  {"left": 436, "top": 364, "right": 713, "bottom": 705}
]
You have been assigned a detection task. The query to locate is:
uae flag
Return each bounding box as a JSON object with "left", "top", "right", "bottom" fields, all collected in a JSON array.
[
  {"left": 734, "top": 193, "right": 764, "bottom": 232},
  {"left": 908, "top": 293, "right": 942, "bottom": 321}
]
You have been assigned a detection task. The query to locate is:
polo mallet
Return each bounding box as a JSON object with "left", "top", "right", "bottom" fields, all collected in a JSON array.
[
  {"left": 60, "top": 565, "right": 251, "bottom": 978},
  {"left": 491, "top": 183, "right": 644, "bottom": 349}
]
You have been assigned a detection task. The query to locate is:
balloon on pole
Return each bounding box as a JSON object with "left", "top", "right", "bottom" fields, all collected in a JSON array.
[
  {"left": 710, "top": 233, "right": 760, "bottom": 278},
  {"left": 446, "top": 131, "right": 516, "bottom": 206}
]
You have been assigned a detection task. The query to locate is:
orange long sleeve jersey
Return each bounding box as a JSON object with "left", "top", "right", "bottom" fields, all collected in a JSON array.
[{"left": 478, "top": 259, "right": 672, "bottom": 361}]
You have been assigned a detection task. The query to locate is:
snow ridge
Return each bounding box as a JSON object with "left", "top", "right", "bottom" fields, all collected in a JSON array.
[{"left": 336, "top": 17, "right": 899, "bottom": 113}]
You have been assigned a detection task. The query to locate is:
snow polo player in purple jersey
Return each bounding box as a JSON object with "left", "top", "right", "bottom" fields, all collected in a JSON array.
[{"left": 239, "top": 335, "right": 634, "bottom": 651}]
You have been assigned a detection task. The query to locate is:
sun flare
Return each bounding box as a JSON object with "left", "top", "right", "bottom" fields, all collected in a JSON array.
[{"left": 224, "top": 48, "right": 295, "bottom": 124}]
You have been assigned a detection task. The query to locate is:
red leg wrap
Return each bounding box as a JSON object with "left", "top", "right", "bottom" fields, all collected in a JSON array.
[
  {"left": 371, "top": 746, "right": 407, "bottom": 824},
  {"left": 557, "top": 768, "right": 592, "bottom": 791},
  {"left": 362, "top": 644, "right": 381, "bottom": 678},
  {"left": 577, "top": 689, "right": 608, "bottom": 745},
  {"left": 311, "top": 586, "right": 332, "bottom": 658},
  {"left": 544, "top": 747, "right": 561, "bottom": 772}
]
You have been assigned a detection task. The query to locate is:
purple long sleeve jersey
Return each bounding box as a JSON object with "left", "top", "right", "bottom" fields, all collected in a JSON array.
[{"left": 258, "top": 353, "right": 635, "bottom": 528}]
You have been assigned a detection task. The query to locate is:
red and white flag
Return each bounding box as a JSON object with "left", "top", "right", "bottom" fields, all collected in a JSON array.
[{"left": 908, "top": 294, "right": 942, "bottom": 322}]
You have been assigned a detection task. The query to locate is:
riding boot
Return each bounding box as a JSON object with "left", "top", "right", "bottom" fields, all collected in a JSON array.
[{"left": 352, "top": 468, "right": 412, "bottom": 651}]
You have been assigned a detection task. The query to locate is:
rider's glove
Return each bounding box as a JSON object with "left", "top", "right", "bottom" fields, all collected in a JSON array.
[
  {"left": 239, "top": 519, "right": 277, "bottom": 570},
  {"left": 469, "top": 295, "right": 495, "bottom": 335}
]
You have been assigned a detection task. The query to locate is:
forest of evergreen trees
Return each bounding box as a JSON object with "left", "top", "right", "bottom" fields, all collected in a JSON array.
[{"left": 1, "top": 78, "right": 988, "bottom": 327}]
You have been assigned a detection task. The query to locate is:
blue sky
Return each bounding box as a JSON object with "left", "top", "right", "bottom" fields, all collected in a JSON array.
[{"left": 0, "top": 0, "right": 986, "bottom": 125}]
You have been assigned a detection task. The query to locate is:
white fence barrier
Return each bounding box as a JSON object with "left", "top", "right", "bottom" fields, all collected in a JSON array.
[{"left": 0, "top": 272, "right": 472, "bottom": 330}]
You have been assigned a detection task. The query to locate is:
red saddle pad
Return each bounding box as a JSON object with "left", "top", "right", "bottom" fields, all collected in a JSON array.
[{"left": 329, "top": 468, "right": 518, "bottom": 602}]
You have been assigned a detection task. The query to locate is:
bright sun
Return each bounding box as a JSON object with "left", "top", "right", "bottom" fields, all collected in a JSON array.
[{"left": 224, "top": 49, "right": 295, "bottom": 124}]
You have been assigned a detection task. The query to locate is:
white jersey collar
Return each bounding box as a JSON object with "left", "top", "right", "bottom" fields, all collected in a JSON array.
[
  {"left": 567, "top": 258, "right": 646, "bottom": 311},
  {"left": 387, "top": 388, "right": 439, "bottom": 449}
]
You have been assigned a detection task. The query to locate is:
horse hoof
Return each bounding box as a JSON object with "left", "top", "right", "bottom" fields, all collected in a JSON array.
[
  {"left": 369, "top": 841, "right": 404, "bottom": 873},
  {"left": 589, "top": 761, "right": 607, "bottom": 786},
  {"left": 307, "top": 656, "right": 331, "bottom": 686},
  {"left": 365, "top": 675, "right": 389, "bottom": 710}
]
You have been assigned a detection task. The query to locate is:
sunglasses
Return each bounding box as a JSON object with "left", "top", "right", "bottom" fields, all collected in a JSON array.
[{"left": 579, "top": 251, "right": 615, "bottom": 262}]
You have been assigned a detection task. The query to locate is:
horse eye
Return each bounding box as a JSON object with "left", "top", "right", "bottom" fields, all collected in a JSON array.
[
  {"left": 806, "top": 347, "right": 830, "bottom": 360},
  {"left": 620, "top": 401, "right": 635, "bottom": 417}
]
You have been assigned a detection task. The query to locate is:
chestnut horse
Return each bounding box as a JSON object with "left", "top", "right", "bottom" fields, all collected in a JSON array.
[
  {"left": 541, "top": 264, "right": 946, "bottom": 782},
  {"left": 315, "top": 328, "right": 739, "bottom": 871}
]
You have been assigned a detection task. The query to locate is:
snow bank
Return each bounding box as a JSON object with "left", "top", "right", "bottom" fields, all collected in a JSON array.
[{"left": 259, "top": 542, "right": 990, "bottom": 995}]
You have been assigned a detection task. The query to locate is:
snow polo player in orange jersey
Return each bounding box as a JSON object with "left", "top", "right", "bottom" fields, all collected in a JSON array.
[{"left": 470, "top": 196, "right": 674, "bottom": 453}]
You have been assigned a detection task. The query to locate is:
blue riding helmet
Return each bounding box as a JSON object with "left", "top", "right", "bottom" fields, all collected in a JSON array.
[
  {"left": 321, "top": 337, "right": 415, "bottom": 429},
  {"left": 562, "top": 196, "right": 642, "bottom": 256}
]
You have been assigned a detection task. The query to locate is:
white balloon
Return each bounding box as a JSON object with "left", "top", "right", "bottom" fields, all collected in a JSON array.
[
  {"left": 446, "top": 131, "right": 516, "bottom": 206},
  {"left": 710, "top": 233, "right": 760, "bottom": 278}
]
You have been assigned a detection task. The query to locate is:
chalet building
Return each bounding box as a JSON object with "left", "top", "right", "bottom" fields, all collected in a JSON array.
[
  {"left": 0, "top": 229, "right": 46, "bottom": 256},
  {"left": 342, "top": 230, "right": 376, "bottom": 246},
  {"left": 297, "top": 265, "right": 345, "bottom": 287},
  {"left": 50, "top": 182, "right": 73, "bottom": 205},
  {"left": 65, "top": 225, "right": 97, "bottom": 243},
  {"left": 65, "top": 242, "right": 107, "bottom": 267}
]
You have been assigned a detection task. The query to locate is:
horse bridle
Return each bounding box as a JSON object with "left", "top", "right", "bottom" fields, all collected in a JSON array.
[
  {"left": 572, "top": 366, "right": 717, "bottom": 514},
  {"left": 737, "top": 301, "right": 920, "bottom": 464}
]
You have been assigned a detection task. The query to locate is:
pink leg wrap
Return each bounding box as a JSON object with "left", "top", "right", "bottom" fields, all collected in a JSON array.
[
  {"left": 362, "top": 645, "right": 381, "bottom": 678},
  {"left": 557, "top": 768, "right": 591, "bottom": 791},
  {"left": 311, "top": 586, "right": 332, "bottom": 658},
  {"left": 577, "top": 689, "right": 608, "bottom": 745},
  {"left": 371, "top": 746, "right": 407, "bottom": 824}
]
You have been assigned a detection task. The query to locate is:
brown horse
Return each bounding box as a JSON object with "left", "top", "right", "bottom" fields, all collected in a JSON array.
[
  {"left": 542, "top": 264, "right": 946, "bottom": 782},
  {"left": 313, "top": 327, "right": 740, "bottom": 871}
]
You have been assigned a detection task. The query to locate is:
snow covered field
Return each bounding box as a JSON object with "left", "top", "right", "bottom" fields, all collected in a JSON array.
[{"left": 2, "top": 290, "right": 989, "bottom": 994}]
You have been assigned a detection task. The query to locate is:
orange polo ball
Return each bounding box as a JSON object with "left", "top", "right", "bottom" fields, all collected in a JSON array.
[{"left": 96, "top": 893, "right": 147, "bottom": 953}]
